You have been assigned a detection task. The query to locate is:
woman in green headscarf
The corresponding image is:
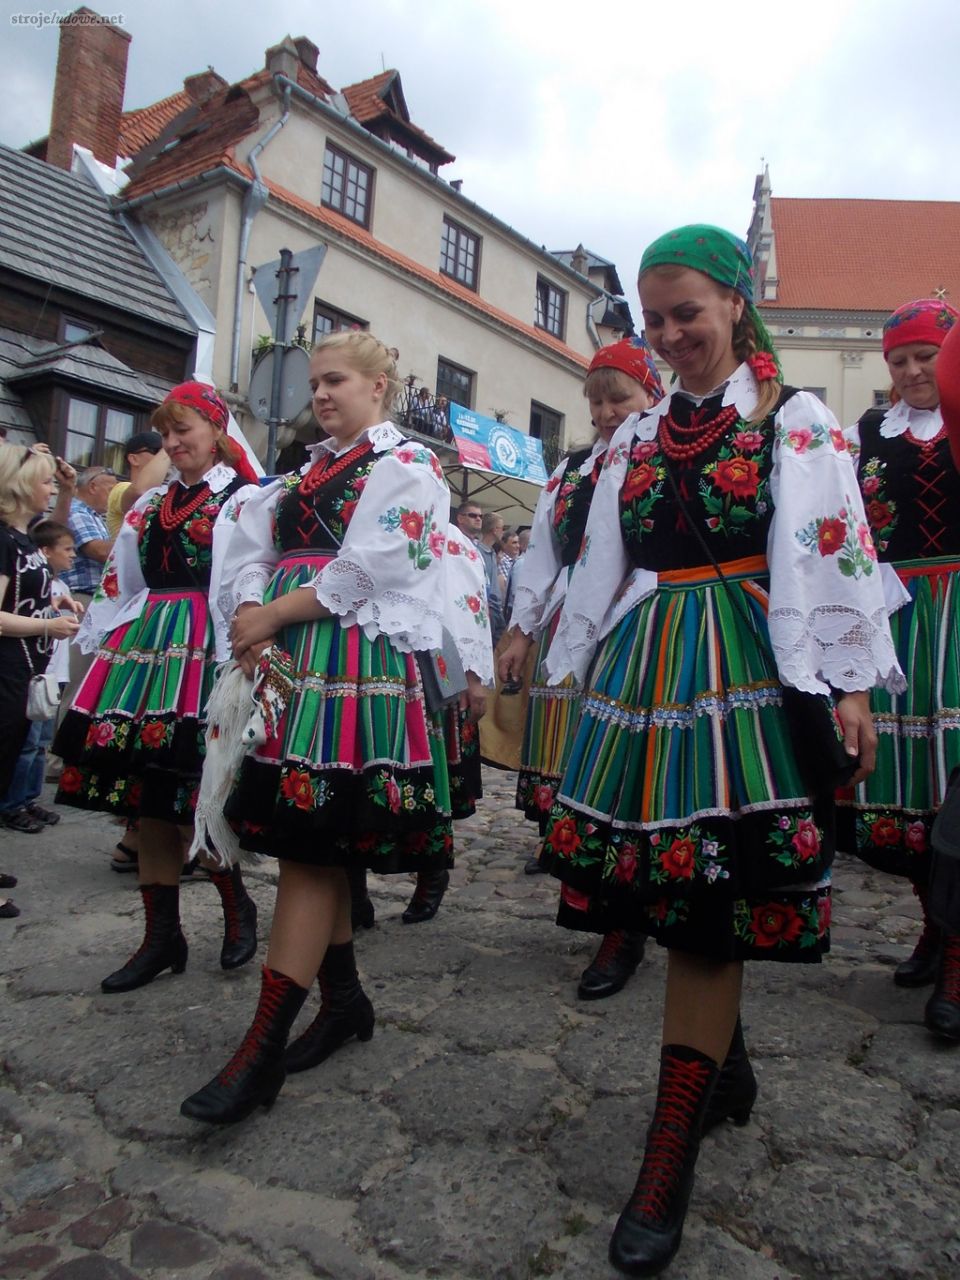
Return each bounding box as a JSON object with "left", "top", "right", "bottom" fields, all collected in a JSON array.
[{"left": 540, "top": 224, "right": 902, "bottom": 1276}]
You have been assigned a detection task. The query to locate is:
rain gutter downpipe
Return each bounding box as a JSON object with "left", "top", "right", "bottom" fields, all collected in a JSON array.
[{"left": 228, "top": 81, "right": 292, "bottom": 391}]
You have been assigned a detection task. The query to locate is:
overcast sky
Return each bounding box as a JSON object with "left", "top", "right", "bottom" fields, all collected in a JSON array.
[{"left": 2, "top": 0, "right": 958, "bottom": 317}]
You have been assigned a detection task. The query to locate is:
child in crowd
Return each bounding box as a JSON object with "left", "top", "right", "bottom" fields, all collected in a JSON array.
[{"left": 0, "top": 520, "right": 77, "bottom": 833}]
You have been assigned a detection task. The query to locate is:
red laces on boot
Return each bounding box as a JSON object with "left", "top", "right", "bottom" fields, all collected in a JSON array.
[
  {"left": 218, "top": 972, "right": 289, "bottom": 1085},
  {"left": 628, "top": 1056, "right": 713, "bottom": 1223},
  {"left": 941, "top": 936, "right": 960, "bottom": 1003},
  {"left": 594, "top": 930, "right": 627, "bottom": 968}
]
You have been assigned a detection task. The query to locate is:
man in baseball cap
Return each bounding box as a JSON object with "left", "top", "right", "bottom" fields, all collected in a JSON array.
[{"left": 105, "top": 431, "right": 164, "bottom": 539}]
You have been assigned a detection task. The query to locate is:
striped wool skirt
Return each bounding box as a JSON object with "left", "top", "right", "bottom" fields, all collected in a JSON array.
[
  {"left": 515, "top": 609, "right": 582, "bottom": 835},
  {"left": 226, "top": 553, "right": 453, "bottom": 870},
  {"left": 55, "top": 588, "right": 214, "bottom": 823},
  {"left": 539, "top": 561, "right": 834, "bottom": 963},
  {"left": 840, "top": 556, "right": 960, "bottom": 883}
]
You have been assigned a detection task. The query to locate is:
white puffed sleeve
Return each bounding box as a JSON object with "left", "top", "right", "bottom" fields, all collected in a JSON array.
[
  {"left": 305, "top": 442, "right": 451, "bottom": 653},
  {"left": 543, "top": 415, "right": 657, "bottom": 683},
  {"left": 766, "top": 392, "right": 904, "bottom": 695},
  {"left": 443, "top": 523, "right": 493, "bottom": 683},
  {"left": 73, "top": 487, "right": 158, "bottom": 654},
  {"left": 510, "top": 457, "right": 568, "bottom": 638},
  {"left": 208, "top": 483, "right": 259, "bottom": 659},
  {"left": 217, "top": 479, "right": 285, "bottom": 624}
]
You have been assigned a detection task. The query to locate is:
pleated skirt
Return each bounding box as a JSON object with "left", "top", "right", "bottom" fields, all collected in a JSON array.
[
  {"left": 226, "top": 554, "right": 453, "bottom": 870},
  {"left": 840, "top": 557, "right": 960, "bottom": 882},
  {"left": 55, "top": 589, "right": 213, "bottom": 823},
  {"left": 539, "top": 568, "right": 833, "bottom": 963}
]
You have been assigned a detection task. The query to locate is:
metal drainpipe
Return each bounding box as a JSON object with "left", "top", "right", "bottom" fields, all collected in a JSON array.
[
  {"left": 228, "top": 82, "right": 292, "bottom": 391},
  {"left": 587, "top": 294, "right": 605, "bottom": 350}
]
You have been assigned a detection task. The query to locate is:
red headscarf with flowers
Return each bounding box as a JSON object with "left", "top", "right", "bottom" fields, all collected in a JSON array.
[
  {"left": 159, "top": 382, "right": 260, "bottom": 485},
  {"left": 588, "top": 336, "right": 664, "bottom": 401},
  {"left": 882, "top": 299, "right": 959, "bottom": 358}
]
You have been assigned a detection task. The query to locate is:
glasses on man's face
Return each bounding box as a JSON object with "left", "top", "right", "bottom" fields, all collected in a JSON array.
[{"left": 464, "top": 512, "right": 482, "bottom": 520}]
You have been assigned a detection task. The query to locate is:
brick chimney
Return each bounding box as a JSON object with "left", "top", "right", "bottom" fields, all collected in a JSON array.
[
  {"left": 183, "top": 69, "right": 228, "bottom": 104},
  {"left": 47, "top": 7, "right": 131, "bottom": 171}
]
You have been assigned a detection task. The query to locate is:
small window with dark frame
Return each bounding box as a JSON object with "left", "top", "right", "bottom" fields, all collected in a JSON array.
[
  {"left": 535, "top": 276, "right": 566, "bottom": 339},
  {"left": 440, "top": 217, "right": 480, "bottom": 290},
  {"left": 312, "top": 300, "right": 369, "bottom": 343},
  {"left": 322, "top": 143, "right": 374, "bottom": 228},
  {"left": 63, "top": 396, "right": 138, "bottom": 470},
  {"left": 530, "top": 400, "right": 564, "bottom": 472},
  {"left": 61, "top": 316, "right": 95, "bottom": 344},
  {"left": 873, "top": 389, "right": 892, "bottom": 409},
  {"left": 436, "top": 357, "right": 474, "bottom": 409}
]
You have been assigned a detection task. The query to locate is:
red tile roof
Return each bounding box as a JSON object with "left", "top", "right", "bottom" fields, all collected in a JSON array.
[
  {"left": 341, "top": 70, "right": 454, "bottom": 165},
  {"left": 763, "top": 198, "right": 960, "bottom": 312},
  {"left": 122, "top": 87, "right": 259, "bottom": 198},
  {"left": 118, "top": 90, "right": 191, "bottom": 157}
]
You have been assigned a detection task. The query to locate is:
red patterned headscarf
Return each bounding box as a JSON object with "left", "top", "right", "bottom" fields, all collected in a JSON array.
[
  {"left": 157, "top": 382, "right": 260, "bottom": 484},
  {"left": 587, "top": 336, "right": 664, "bottom": 400},
  {"left": 162, "top": 382, "right": 230, "bottom": 431},
  {"left": 882, "top": 299, "right": 959, "bottom": 357}
]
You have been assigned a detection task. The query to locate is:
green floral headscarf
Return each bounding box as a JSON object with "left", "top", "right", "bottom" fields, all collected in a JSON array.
[{"left": 639, "top": 224, "right": 782, "bottom": 382}]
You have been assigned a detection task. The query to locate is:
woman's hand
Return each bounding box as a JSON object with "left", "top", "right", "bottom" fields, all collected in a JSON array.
[
  {"left": 836, "top": 690, "right": 877, "bottom": 784},
  {"left": 238, "top": 640, "right": 271, "bottom": 680},
  {"left": 47, "top": 614, "right": 80, "bottom": 640},
  {"left": 53, "top": 454, "right": 77, "bottom": 492},
  {"left": 53, "top": 594, "right": 84, "bottom": 617},
  {"left": 461, "top": 670, "right": 487, "bottom": 721},
  {"left": 231, "top": 602, "right": 277, "bottom": 659},
  {"left": 497, "top": 628, "right": 533, "bottom": 684}
]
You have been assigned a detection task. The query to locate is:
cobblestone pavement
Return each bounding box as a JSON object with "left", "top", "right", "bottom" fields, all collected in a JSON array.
[{"left": 1, "top": 768, "right": 958, "bottom": 1279}]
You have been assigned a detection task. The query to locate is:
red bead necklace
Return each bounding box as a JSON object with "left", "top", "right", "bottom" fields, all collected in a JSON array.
[
  {"left": 905, "top": 424, "right": 947, "bottom": 451},
  {"left": 158, "top": 482, "right": 212, "bottom": 531},
  {"left": 658, "top": 403, "right": 740, "bottom": 462},
  {"left": 300, "top": 440, "right": 373, "bottom": 497}
]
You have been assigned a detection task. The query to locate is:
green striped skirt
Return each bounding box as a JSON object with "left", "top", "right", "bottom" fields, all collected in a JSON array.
[
  {"left": 840, "top": 556, "right": 960, "bottom": 883},
  {"left": 540, "top": 567, "right": 833, "bottom": 963},
  {"left": 226, "top": 554, "right": 453, "bottom": 870},
  {"left": 515, "top": 609, "right": 582, "bottom": 835},
  {"left": 55, "top": 588, "right": 213, "bottom": 823}
]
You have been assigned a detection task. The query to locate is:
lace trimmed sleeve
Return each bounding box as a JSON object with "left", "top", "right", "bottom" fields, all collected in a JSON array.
[
  {"left": 766, "top": 391, "right": 905, "bottom": 695},
  {"left": 216, "top": 479, "right": 284, "bottom": 627},
  {"left": 305, "top": 443, "right": 451, "bottom": 653},
  {"left": 543, "top": 419, "right": 637, "bottom": 683},
  {"left": 443, "top": 524, "right": 493, "bottom": 683}
]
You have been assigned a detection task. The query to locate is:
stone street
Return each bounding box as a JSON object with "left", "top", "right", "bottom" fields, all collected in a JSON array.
[{"left": 1, "top": 768, "right": 958, "bottom": 1280}]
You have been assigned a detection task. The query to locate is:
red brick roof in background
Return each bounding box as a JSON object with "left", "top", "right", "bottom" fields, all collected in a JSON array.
[
  {"left": 763, "top": 198, "right": 960, "bottom": 312},
  {"left": 119, "top": 90, "right": 191, "bottom": 156}
]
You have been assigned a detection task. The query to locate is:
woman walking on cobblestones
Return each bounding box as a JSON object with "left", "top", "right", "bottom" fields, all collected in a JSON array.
[
  {"left": 540, "top": 225, "right": 900, "bottom": 1276},
  {"left": 499, "top": 338, "right": 663, "bottom": 1000},
  {"left": 180, "top": 333, "right": 453, "bottom": 1125},
  {"left": 54, "top": 384, "right": 261, "bottom": 991},
  {"left": 842, "top": 298, "right": 960, "bottom": 1043}
]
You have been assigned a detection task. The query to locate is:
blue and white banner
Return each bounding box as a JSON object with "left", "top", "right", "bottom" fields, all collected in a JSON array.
[{"left": 448, "top": 403, "right": 548, "bottom": 486}]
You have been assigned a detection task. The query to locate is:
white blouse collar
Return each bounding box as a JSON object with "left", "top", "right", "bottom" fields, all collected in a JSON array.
[
  {"left": 305, "top": 421, "right": 403, "bottom": 469},
  {"left": 174, "top": 462, "right": 235, "bottom": 494},
  {"left": 879, "top": 400, "right": 943, "bottom": 439}
]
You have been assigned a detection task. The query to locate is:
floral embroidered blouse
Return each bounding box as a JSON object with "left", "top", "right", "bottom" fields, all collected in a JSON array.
[
  {"left": 443, "top": 523, "right": 493, "bottom": 683},
  {"left": 75, "top": 463, "right": 256, "bottom": 660},
  {"left": 545, "top": 363, "right": 904, "bottom": 698},
  {"left": 510, "top": 437, "right": 607, "bottom": 640},
  {"left": 220, "top": 422, "right": 451, "bottom": 655}
]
